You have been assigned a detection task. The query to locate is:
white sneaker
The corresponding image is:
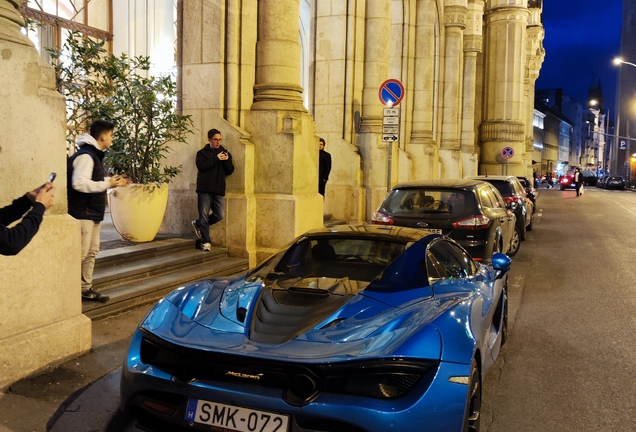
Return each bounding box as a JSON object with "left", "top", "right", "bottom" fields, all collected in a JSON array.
[{"left": 201, "top": 243, "right": 211, "bottom": 252}]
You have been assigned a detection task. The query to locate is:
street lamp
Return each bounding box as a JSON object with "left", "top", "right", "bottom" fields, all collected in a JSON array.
[
  {"left": 614, "top": 57, "right": 636, "bottom": 68},
  {"left": 589, "top": 99, "right": 611, "bottom": 174}
]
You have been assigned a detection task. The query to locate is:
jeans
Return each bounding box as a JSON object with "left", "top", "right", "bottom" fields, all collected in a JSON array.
[
  {"left": 80, "top": 220, "right": 101, "bottom": 291},
  {"left": 197, "top": 193, "right": 225, "bottom": 244}
]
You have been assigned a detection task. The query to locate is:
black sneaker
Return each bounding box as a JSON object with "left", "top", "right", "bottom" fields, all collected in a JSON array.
[
  {"left": 82, "top": 289, "right": 110, "bottom": 303},
  {"left": 191, "top": 220, "right": 202, "bottom": 239}
]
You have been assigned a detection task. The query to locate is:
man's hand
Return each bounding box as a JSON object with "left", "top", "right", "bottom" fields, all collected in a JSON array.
[
  {"left": 217, "top": 151, "right": 229, "bottom": 161},
  {"left": 34, "top": 183, "right": 55, "bottom": 210},
  {"left": 109, "top": 175, "right": 131, "bottom": 188}
]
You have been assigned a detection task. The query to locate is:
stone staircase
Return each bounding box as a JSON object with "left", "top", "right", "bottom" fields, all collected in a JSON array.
[{"left": 82, "top": 238, "right": 249, "bottom": 320}]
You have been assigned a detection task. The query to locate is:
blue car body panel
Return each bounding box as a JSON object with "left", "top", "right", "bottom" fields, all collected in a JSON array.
[{"left": 120, "top": 225, "right": 509, "bottom": 432}]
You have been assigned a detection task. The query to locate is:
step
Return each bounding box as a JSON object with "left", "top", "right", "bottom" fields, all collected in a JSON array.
[
  {"left": 83, "top": 257, "right": 249, "bottom": 320},
  {"left": 92, "top": 247, "right": 228, "bottom": 291},
  {"left": 95, "top": 237, "right": 196, "bottom": 270}
]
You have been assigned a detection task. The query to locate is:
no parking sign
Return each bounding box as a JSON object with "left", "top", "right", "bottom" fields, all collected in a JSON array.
[{"left": 501, "top": 147, "right": 514, "bottom": 159}]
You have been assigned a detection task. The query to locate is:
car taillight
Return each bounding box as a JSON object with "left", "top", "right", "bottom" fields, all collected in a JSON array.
[
  {"left": 453, "top": 215, "right": 492, "bottom": 230},
  {"left": 561, "top": 178, "right": 569, "bottom": 184},
  {"left": 503, "top": 196, "right": 521, "bottom": 204},
  {"left": 371, "top": 211, "right": 394, "bottom": 225}
]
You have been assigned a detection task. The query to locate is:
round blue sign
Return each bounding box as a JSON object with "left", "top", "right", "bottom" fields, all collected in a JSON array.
[
  {"left": 378, "top": 79, "right": 405, "bottom": 107},
  {"left": 501, "top": 147, "right": 514, "bottom": 160}
]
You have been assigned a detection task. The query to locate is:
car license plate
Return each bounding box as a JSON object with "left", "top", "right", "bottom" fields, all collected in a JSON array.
[
  {"left": 423, "top": 228, "right": 442, "bottom": 234},
  {"left": 185, "top": 398, "right": 289, "bottom": 432}
]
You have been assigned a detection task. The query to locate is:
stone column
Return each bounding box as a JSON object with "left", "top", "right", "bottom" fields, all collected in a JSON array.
[
  {"left": 439, "top": 3, "right": 467, "bottom": 178},
  {"left": 480, "top": 0, "right": 529, "bottom": 176},
  {"left": 460, "top": 1, "right": 484, "bottom": 177},
  {"left": 524, "top": 3, "right": 545, "bottom": 177},
  {"left": 0, "top": 0, "right": 91, "bottom": 388},
  {"left": 357, "top": 0, "right": 391, "bottom": 220},
  {"left": 410, "top": 0, "right": 438, "bottom": 180},
  {"left": 245, "top": 0, "right": 322, "bottom": 262},
  {"left": 251, "top": 0, "right": 306, "bottom": 112}
]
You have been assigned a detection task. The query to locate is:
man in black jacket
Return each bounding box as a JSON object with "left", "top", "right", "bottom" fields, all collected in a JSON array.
[
  {"left": 192, "top": 129, "right": 234, "bottom": 251},
  {"left": 1, "top": 183, "right": 55, "bottom": 256},
  {"left": 319, "top": 137, "right": 331, "bottom": 197},
  {"left": 68, "top": 120, "right": 129, "bottom": 302}
]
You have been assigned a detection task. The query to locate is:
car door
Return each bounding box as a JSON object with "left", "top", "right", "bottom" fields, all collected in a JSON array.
[
  {"left": 512, "top": 179, "right": 533, "bottom": 226},
  {"left": 479, "top": 184, "right": 514, "bottom": 254}
]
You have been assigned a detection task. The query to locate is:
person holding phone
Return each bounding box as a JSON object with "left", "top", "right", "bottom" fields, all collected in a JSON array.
[
  {"left": 0, "top": 180, "right": 55, "bottom": 256},
  {"left": 191, "top": 128, "right": 234, "bottom": 252},
  {"left": 67, "top": 120, "right": 129, "bottom": 302}
]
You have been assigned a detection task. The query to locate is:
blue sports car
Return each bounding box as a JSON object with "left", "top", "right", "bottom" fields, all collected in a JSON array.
[{"left": 120, "top": 225, "right": 510, "bottom": 432}]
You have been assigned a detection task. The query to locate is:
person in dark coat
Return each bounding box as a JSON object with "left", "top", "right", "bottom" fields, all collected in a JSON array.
[
  {"left": 574, "top": 167, "right": 584, "bottom": 196},
  {"left": 318, "top": 137, "right": 332, "bottom": 197},
  {"left": 192, "top": 128, "right": 234, "bottom": 251},
  {"left": 0, "top": 183, "right": 55, "bottom": 256}
]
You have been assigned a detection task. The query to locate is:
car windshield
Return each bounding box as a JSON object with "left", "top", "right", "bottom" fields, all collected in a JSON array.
[
  {"left": 485, "top": 180, "right": 513, "bottom": 197},
  {"left": 268, "top": 237, "right": 407, "bottom": 282},
  {"left": 384, "top": 189, "right": 472, "bottom": 214}
]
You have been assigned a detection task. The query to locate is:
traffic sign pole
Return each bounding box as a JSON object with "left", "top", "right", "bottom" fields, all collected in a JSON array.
[{"left": 378, "top": 79, "right": 404, "bottom": 191}]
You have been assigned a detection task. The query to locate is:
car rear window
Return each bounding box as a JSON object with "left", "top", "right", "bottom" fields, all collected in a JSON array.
[
  {"left": 384, "top": 189, "right": 473, "bottom": 214},
  {"left": 485, "top": 180, "right": 513, "bottom": 197}
]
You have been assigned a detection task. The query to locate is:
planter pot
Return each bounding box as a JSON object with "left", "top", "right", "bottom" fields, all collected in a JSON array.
[{"left": 107, "top": 183, "right": 169, "bottom": 242}]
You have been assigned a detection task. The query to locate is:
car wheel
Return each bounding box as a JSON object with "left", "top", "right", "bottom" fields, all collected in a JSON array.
[
  {"left": 463, "top": 359, "right": 482, "bottom": 432},
  {"left": 560, "top": 186, "right": 565, "bottom": 190},
  {"left": 507, "top": 227, "right": 520, "bottom": 257}
]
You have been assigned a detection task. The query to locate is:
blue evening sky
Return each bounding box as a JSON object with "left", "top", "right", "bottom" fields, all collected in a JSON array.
[{"left": 536, "top": 0, "right": 622, "bottom": 117}]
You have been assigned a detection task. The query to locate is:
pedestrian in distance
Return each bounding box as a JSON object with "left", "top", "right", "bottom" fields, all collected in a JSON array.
[
  {"left": 68, "top": 120, "right": 130, "bottom": 302},
  {"left": 574, "top": 167, "right": 584, "bottom": 196},
  {"left": 0, "top": 181, "right": 55, "bottom": 256},
  {"left": 192, "top": 129, "right": 234, "bottom": 252},
  {"left": 318, "top": 137, "right": 331, "bottom": 197}
]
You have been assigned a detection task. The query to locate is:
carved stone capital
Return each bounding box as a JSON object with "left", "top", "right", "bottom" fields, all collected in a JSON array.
[
  {"left": 464, "top": 34, "right": 483, "bottom": 53},
  {"left": 444, "top": 6, "right": 468, "bottom": 29}
]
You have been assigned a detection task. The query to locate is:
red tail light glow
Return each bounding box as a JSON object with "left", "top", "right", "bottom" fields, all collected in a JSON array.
[
  {"left": 371, "top": 211, "right": 394, "bottom": 225},
  {"left": 502, "top": 196, "right": 522, "bottom": 205},
  {"left": 453, "top": 215, "right": 492, "bottom": 230}
]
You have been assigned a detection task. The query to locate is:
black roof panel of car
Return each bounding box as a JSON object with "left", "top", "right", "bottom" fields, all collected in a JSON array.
[{"left": 391, "top": 178, "right": 485, "bottom": 189}]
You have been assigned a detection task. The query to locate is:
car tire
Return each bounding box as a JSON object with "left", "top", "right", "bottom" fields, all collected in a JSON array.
[
  {"left": 463, "top": 359, "right": 482, "bottom": 432},
  {"left": 507, "top": 227, "right": 520, "bottom": 257}
]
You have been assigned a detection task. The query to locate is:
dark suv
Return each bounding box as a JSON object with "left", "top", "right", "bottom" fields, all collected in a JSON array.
[
  {"left": 372, "top": 179, "right": 518, "bottom": 259},
  {"left": 466, "top": 175, "right": 534, "bottom": 244}
]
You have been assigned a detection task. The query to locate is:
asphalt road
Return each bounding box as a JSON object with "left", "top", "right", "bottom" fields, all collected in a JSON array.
[{"left": 482, "top": 186, "right": 636, "bottom": 431}]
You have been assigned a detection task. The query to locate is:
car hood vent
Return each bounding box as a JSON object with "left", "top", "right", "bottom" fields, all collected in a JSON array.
[{"left": 249, "top": 277, "right": 356, "bottom": 344}]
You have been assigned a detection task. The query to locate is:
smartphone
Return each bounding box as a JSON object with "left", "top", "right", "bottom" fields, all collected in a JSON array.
[{"left": 48, "top": 172, "right": 57, "bottom": 182}]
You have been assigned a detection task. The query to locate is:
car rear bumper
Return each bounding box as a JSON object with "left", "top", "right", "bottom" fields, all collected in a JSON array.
[{"left": 121, "top": 329, "right": 471, "bottom": 432}]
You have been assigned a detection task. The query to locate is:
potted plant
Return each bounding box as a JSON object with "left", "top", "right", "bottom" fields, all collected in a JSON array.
[{"left": 48, "top": 32, "right": 193, "bottom": 242}]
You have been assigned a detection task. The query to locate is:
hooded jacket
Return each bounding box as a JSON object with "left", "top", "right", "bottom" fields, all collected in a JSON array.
[
  {"left": 195, "top": 144, "right": 234, "bottom": 195},
  {"left": 67, "top": 133, "right": 112, "bottom": 221}
]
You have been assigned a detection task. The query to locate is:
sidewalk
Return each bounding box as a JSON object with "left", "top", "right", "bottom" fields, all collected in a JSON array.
[{"left": 0, "top": 208, "right": 151, "bottom": 432}]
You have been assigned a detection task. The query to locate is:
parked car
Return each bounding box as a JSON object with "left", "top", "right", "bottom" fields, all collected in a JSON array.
[
  {"left": 559, "top": 173, "right": 577, "bottom": 190},
  {"left": 371, "top": 179, "right": 518, "bottom": 258},
  {"left": 605, "top": 176, "right": 626, "bottom": 190},
  {"left": 466, "top": 175, "right": 533, "bottom": 245},
  {"left": 516, "top": 176, "right": 538, "bottom": 212},
  {"left": 120, "top": 224, "right": 511, "bottom": 432},
  {"left": 597, "top": 175, "right": 609, "bottom": 188},
  {"left": 582, "top": 171, "right": 598, "bottom": 186}
]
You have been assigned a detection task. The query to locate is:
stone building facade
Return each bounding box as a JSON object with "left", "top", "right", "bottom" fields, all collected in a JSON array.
[{"left": 0, "top": 0, "right": 544, "bottom": 385}]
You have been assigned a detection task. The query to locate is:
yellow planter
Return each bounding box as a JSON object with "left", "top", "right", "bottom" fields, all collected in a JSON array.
[{"left": 107, "top": 183, "right": 169, "bottom": 242}]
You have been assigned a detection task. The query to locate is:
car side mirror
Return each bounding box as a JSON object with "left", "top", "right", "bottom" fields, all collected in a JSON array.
[{"left": 492, "top": 252, "right": 511, "bottom": 272}]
